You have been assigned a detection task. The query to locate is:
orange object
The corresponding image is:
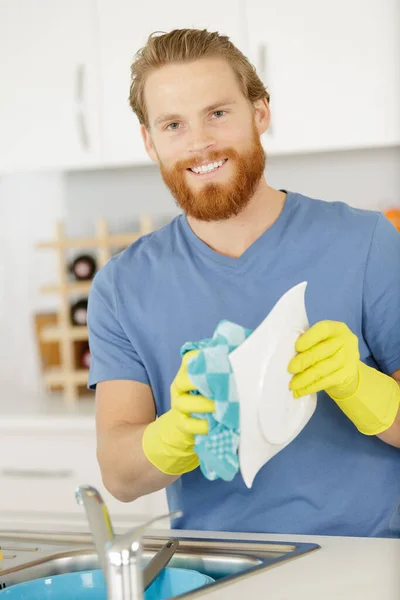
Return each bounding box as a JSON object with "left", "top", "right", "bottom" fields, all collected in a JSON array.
[{"left": 385, "top": 209, "right": 400, "bottom": 231}]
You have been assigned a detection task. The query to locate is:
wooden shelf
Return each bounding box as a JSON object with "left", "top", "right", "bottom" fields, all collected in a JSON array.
[
  {"left": 36, "top": 233, "right": 141, "bottom": 250},
  {"left": 36, "top": 215, "right": 154, "bottom": 405},
  {"left": 44, "top": 369, "right": 90, "bottom": 386},
  {"left": 36, "top": 215, "right": 153, "bottom": 251},
  {"left": 40, "top": 326, "right": 88, "bottom": 342},
  {"left": 41, "top": 281, "right": 92, "bottom": 294}
]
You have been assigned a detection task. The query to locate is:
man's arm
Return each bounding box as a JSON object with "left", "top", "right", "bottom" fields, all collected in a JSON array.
[
  {"left": 289, "top": 214, "right": 400, "bottom": 449},
  {"left": 377, "top": 369, "right": 400, "bottom": 448},
  {"left": 288, "top": 321, "right": 400, "bottom": 447},
  {"left": 96, "top": 380, "right": 178, "bottom": 503},
  {"left": 358, "top": 213, "right": 400, "bottom": 448},
  {"left": 95, "top": 354, "right": 215, "bottom": 503}
]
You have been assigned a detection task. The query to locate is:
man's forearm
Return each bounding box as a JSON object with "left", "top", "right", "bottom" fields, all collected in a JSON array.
[
  {"left": 377, "top": 380, "right": 400, "bottom": 448},
  {"left": 96, "top": 423, "right": 178, "bottom": 503}
]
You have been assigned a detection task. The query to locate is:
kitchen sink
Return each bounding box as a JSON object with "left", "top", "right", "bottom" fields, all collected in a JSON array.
[{"left": 0, "top": 531, "right": 320, "bottom": 597}]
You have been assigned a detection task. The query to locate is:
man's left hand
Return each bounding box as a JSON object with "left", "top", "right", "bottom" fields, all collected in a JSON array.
[{"left": 288, "top": 320, "right": 360, "bottom": 399}]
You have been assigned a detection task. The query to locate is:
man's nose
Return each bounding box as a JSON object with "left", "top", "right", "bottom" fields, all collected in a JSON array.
[{"left": 187, "top": 123, "right": 216, "bottom": 154}]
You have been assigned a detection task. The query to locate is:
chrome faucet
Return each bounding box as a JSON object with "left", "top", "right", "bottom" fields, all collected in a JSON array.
[
  {"left": 75, "top": 484, "right": 114, "bottom": 572},
  {"left": 75, "top": 484, "right": 182, "bottom": 600},
  {"left": 104, "top": 510, "right": 182, "bottom": 600}
]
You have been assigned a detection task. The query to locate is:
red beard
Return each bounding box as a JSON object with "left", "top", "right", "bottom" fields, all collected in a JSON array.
[{"left": 159, "top": 125, "right": 266, "bottom": 222}]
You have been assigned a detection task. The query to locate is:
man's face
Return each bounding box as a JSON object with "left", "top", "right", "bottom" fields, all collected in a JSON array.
[{"left": 141, "top": 57, "right": 269, "bottom": 221}]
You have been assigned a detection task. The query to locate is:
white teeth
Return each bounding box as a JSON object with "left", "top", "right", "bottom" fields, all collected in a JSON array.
[{"left": 190, "top": 159, "right": 225, "bottom": 174}]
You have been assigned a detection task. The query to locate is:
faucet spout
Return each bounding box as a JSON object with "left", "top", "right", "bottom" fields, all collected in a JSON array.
[
  {"left": 76, "top": 483, "right": 183, "bottom": 600},
  {"left": 75, "top": 484, "right": 114, "bottom": 572}
]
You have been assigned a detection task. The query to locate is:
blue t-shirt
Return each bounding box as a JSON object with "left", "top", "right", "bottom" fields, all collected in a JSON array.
[{"left": 87, "top": 190, "right": 400, "bottom": 538}]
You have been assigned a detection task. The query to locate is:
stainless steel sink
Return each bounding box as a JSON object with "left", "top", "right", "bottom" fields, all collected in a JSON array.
[{"left": 0, "top": 531, "right": 320, "bottom": 597}]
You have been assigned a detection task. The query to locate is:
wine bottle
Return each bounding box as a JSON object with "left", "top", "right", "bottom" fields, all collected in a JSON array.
[
  {"left": 70, "top": 254, "right": 97, "bottom": 281},
  {"left": 80, "top": 343, "right": 91, "bottom": 369},
  {"left": 70, "top": 298, "right": 88, "bottom": 326}
]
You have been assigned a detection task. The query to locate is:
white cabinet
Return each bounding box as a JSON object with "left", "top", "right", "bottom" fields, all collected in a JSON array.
[
  {"left": 1, "top": 0, "right": 399, "bottom": 173},
  {"left": 0, "top": 420, "right": 168, "bottom": 533},
  {"left": 0, "top": 1, "right": 101, "bottom": 174},
  {"left": 245, "top": 0, "right": 400, "bottom": 154},
  {"left": 96, "top": 0, "right": 247, "bottom": 166}
]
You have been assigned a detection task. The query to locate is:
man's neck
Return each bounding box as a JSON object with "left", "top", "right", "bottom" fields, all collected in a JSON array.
[{"left": 186, "top": 179, "right": 287, "bottom": 259}]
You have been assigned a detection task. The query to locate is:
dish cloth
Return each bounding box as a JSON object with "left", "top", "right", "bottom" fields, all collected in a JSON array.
[{"left": 180, "top": 320, "right": 252, "bottom": 482}]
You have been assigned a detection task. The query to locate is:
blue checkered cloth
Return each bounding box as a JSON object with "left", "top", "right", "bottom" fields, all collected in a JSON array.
[{"left": 180, "top": 320, "right": 253, "bottom": 482}]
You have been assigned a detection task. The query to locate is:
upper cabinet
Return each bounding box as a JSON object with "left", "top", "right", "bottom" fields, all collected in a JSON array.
[
  {"left": 1, "top": 0, "right": 399, "bottom": 173},
  {"left": 245, "top": 0, "right": 400, "bottom": 154},
  {"left": 95, "top": 0, "right": 247, "bottom": 166},
  {"left": 0, "top": 1, "right": 101, "bottom": 173}
]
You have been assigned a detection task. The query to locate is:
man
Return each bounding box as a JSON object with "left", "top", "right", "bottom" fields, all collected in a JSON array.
[{"left": 87, "top": 28, "right": 400, "bottom": 538}]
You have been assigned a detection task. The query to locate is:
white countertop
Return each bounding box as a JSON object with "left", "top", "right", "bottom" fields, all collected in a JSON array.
[
  {"left": 1, "top": 391, "right": 399, "bottom": 598},
  {"left": 169, "top": 529, "right": 400, "bottom": 600},
  {"left": 2, "top": 525, "right": 399, "bottom": 598},
  {"left": 0, "top": 389, "right": 95, "bottom": 431}
]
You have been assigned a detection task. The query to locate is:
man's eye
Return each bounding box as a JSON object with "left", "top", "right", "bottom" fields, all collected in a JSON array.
[
  {"left": 213, "top": 110, "right": 226, "bottom": 118},
  {"left": 166, "top": 122, "right": 180, "bottom": 130}
]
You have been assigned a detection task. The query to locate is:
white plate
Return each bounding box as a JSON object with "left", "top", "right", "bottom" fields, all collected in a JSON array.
[
  {"left": 229, "top": 281, "right": 317, "bottom": 488},
  {"left": 258, "top": 327, "right": 308, "bottom": 445}
]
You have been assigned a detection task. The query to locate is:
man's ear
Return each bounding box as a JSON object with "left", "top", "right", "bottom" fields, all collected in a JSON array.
[
  {"left": 253, "top": 98, "right": 271, "bottom": 136},
  {"left": 141, "top": 125, "right": 158, "bottom": 162}
]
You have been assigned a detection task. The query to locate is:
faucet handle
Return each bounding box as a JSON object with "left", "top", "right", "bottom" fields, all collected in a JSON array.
[
  {"left": 105, "top": 510, "right": 182, "bottom": 600},
  {"left": 111, "top": 510, "right": 183, "bottom": 552}
]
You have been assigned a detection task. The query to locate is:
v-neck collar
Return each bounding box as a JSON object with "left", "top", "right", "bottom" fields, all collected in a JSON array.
[{"left": 178, "top": 190, "right": 296, "bottom": 270}]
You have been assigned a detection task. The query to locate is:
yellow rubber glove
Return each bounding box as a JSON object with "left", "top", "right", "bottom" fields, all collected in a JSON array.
[
  {"left": 142, "top": 350, "right": 215, "bottom": 476},
  {"left": 288, "top": 320, "right": 400, "bottom": 435}
]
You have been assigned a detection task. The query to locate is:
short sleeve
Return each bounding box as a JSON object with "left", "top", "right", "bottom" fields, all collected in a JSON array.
[
  {"left": 87, "top": 262, "right": 150, "bottom": 390},
  {"left": 362, "top": 213, "right": 400, "bottom": 375}
]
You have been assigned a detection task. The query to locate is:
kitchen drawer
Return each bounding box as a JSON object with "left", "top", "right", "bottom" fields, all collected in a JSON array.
[{"left": 0, "top": 430, "right": 167, "bottom": 522}]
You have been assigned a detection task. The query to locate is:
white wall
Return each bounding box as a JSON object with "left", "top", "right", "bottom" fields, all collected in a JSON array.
[
  {"left": 0, "top": 172, "right": 66, "bottom": 397},
  {"left": 1, "top": 145, "right": 399, "bottom": 398},
  {"left": 65, "top": 146, "right": 400, "bottom": 238}
]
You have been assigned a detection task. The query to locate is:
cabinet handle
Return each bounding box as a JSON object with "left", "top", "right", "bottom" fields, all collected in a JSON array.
[
  {"left": 258, "top": 44, "right": 267, "bottom": 83},
  {"left": 258, "top": 44, "right": 273, "bottom": 137},
  {"left": 75, "top": 64, "right": 90, "bottom": 151},
  {"left": 0, "top": 468, "right": 74, "bottom": 479}
]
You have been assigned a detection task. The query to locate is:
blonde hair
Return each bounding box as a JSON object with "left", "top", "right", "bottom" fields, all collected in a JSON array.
[{"left": 129, "top": 28, "right": 270, "bottom": 129}]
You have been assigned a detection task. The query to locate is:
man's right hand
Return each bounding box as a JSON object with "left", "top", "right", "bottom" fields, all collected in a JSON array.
[{"left": 142, "top": 350, "right": 215, "bottom": 476}]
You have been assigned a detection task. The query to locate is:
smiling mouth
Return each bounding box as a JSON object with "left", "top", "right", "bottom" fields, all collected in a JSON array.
[{"left": 187, "top": 159, "right": 228, "bottom": 176}]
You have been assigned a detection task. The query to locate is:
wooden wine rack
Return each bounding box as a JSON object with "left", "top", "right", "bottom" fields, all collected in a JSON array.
[{"left": 37, "top": 215, "right": 153, "bottom": 406}]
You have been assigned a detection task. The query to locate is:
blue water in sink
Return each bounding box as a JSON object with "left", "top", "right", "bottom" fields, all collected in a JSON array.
[{"left": 0, "top": 567, "right": 214, "bottom": 599}]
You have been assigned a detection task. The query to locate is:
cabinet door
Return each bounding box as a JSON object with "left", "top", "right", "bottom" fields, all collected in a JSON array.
[
  {"left": 0, "top": 1, "right": 101, "bottom": 174},
  {"left": 0, "top": 428, "right": 168, "bottom": 525},
  {"left": 246, "top": 0, "right": 400, "bottom": 154},
  {"left": 96, "top": 0, "right": 247, "bottom": 166}
]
